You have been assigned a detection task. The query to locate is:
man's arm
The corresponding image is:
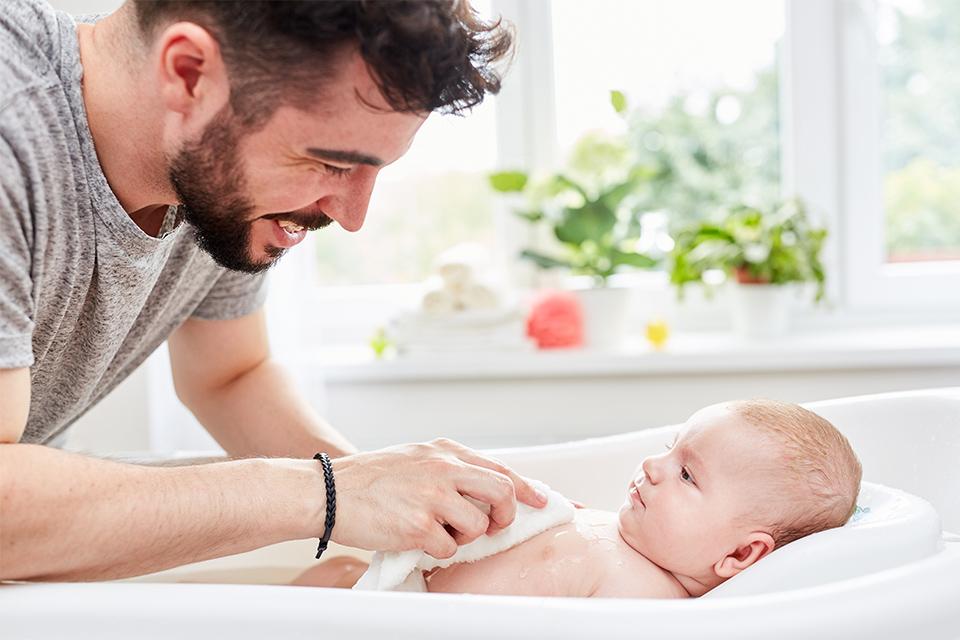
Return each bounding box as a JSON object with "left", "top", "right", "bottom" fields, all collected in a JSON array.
[
  {"left": 168, "top": 309, "right": 356, "bottom": 458},
  {"left": 0, "top": 370, "right": 328, "bottom": 581},
  {"left": 0, "top": 444, "right": 328, "bottom": 581}
]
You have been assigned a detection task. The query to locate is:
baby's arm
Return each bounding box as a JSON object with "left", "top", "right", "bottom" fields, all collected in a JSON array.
[{"left": 290, "top": 556, "right": 369, "bottom": 588}]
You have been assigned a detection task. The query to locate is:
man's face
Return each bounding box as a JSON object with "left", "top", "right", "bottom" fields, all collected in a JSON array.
[
  {"left": 616, "top": 405, "right": 779, "bottom": 578},
  {"left": 169, "top": 52, "right": 426, "bottom": 273}
]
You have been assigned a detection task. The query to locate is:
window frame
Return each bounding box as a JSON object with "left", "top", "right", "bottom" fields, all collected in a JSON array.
[{"left": 834, "top": 0, "right": 960, "bottom": 310}]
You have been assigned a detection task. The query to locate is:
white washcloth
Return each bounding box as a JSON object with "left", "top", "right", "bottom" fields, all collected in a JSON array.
[{"left": 353, "top": 482, "right": 576, "bottom": 592}]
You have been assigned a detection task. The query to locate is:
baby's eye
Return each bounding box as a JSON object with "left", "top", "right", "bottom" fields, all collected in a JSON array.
[{"left": 680, "top": 467, "right": 695, "bottom": 484}]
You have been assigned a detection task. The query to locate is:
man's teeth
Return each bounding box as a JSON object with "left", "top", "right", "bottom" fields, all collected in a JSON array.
[{"left": 278, "top": 220, "right": 305, "bottom": 233}]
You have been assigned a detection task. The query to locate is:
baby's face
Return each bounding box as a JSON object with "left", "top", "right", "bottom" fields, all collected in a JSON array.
[{"left": 617, "top": 404, "right": 779, "bottom": 578}]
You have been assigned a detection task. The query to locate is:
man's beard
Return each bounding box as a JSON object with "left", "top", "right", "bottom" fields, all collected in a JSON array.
[{"left": 168, "top": 107, "right": 333, "bottom": 274}]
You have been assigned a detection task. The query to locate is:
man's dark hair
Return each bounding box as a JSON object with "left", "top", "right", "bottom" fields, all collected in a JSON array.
[{"left": 133, "top": 0, "right": 513, "bottom": 128}]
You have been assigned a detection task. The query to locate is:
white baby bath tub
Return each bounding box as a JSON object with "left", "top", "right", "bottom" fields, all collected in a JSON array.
[{"left": 3, "top": 388, "right": 959, "bottom": 639}]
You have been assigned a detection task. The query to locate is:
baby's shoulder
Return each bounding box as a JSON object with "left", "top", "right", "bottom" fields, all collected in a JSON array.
[
  {"left": 590, "top": 549, "right": 688, "bottom": 599},
  {"left": 568, "top": 512, "right": 688, "bottom": 599}
]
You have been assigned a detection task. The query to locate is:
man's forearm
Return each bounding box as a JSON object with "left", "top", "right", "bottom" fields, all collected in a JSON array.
[
  {"left": 0, "top": 444, "right": 326, "bottom": 581},
  {"left": 185, "top": 359, "right": 357, "bottom": 459}
]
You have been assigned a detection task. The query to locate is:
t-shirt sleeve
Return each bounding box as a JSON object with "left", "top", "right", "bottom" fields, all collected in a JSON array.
[
  {"left": 191, "top": 269, "right": 269, "bottom": 321},
  {"left": 0, "top": 134, "right": 36, "bottom": 368}
]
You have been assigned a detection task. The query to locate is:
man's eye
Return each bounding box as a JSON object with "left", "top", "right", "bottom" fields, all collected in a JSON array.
[{"left": 323, "top": 164, "right": 351, "bottom": 177}]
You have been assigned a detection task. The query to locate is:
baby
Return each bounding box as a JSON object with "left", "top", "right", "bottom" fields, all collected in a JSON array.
[{"left": 292, "top": 399, "right": 862, "bottom": 597}]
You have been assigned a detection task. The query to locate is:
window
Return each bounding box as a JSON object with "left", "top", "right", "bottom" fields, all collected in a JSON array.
[
  {"left": 291, "top": 0, "right": 960, "bottom": 345},
  {"left": 550, "top": 0, "right": 785, "bottom": 230},
  {"left": 309, "top": 98, "right": 501, "bottom": 285},
  {"left": 309, "top": 0, "right": 501, "bottom": 286},
  {"left": 837, "top": 0, "right": 960, "bottom": 309},
  {"left": 878, "top": 0, "right": 960, "bottom": 264}
]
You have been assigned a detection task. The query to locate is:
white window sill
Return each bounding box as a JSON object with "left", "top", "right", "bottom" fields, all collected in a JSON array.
[{"left": 291, "top": 324, "right": 960, "bottom": 384}]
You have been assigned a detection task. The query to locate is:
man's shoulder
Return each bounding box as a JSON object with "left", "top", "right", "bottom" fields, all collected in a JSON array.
[{"left": 0, "top": 0, "right": 67, "bottom": 112}]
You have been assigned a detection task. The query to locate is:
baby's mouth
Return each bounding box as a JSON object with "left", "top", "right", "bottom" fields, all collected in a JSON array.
[{"left": 629, "top": 482, "right": 646, "bottom": 509}]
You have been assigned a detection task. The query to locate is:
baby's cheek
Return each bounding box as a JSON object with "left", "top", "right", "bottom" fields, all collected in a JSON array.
[{"left": 654, "top": 507, "right": 698, "bottom": 551}]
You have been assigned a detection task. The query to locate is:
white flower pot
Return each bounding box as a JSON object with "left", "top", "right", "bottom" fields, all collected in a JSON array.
[
  {"left": 572, "top": 286, "right": 631, "bottom": 350},
  {"left": 729, "top": 282, "right": 791, "bottom": 339}
]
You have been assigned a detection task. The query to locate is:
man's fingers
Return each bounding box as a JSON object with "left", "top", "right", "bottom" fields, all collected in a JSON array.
[
  {"left": 454, "top": 468, "right": 518, "bottom": 530},
  {"left": 423, "top": 523, "right": 458, "bottom": 560},
  {"left": 452, "top": 450, "right": 548, "bottom": 510},
  {"left": 511, "top": 474, "right": 549, "bottom": 509},
  {"left": 438, "top": 495, "right": 490, "bottom": 546}
]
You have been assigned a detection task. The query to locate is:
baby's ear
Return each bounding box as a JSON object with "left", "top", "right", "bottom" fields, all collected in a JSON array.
[{"left": 713, "top": 532, "right": 775, "bottom": 579}]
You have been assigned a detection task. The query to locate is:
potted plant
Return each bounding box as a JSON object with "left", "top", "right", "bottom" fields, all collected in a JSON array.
[
  {"left": 668, "top": 199, "right": 827, "bottom": 338},
  {"left": 488, "top": 111, "right": 659, "bottom": 349}
]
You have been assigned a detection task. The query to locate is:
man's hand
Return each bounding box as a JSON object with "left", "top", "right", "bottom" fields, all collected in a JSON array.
[{"left": 328, "top": 438, "right": 547, "bottom": 559}]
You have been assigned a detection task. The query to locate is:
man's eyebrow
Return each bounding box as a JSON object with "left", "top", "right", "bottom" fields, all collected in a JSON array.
[{"left": 306, "top": 148, "right": 384, "bottom": 167}]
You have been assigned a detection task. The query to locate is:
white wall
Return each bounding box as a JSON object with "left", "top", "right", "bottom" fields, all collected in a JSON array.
[
  {"left": 320, "top": 367, "right": 960, "bottom": 451},
  {"left": 66, "top": 365, "right": 152, "bottom": 453},
  {"left": 48, "top": 0, "right": 123, "bottom": 14}
]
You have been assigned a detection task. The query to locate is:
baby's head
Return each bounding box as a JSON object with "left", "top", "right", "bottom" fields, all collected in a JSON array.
[{"left": 617, "top": 399, "right": 862, "bottom": 592}]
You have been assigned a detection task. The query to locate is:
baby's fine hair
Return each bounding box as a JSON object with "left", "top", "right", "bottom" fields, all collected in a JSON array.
[{"left": 732, "top": 399, "right": 862, "bottom": 548}]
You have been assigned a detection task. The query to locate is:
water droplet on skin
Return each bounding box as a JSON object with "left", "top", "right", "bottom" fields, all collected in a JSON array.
[
  {"left": 589, "top": 538, "right": 618, "bottom": 553},
  {"left": 519, "top": 567, "right": 530, "bottom": 579},
  {"left": 617, "top": 560, "right": 625, "bottom": 568},
  {"left": 553, "top": 531, "right": 569, "bottom": 539}
]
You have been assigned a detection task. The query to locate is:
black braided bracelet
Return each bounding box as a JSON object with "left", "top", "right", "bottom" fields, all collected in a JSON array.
[{"left": 313, "top": 452, "right": 337, "bottom": 559}]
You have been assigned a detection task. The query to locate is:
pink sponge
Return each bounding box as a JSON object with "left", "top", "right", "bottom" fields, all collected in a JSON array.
[{"left": 526, "top": 291, "right": 583, "bottom": 349}]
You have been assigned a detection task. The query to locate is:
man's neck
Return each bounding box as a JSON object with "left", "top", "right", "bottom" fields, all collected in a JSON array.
[{"left": 76, "top": 8, "right": 175, "bottom": 235}]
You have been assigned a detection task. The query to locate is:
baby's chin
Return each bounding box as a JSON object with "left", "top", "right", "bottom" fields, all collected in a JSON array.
[{"left": 615, "top": 503, "right": 645, "bottom": 555}]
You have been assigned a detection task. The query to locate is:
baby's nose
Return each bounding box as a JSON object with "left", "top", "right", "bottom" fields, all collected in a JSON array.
[{"left": 641, "top": 457, "right": 659, "bottom": 484}]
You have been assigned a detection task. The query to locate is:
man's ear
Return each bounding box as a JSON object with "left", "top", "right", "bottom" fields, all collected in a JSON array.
[
  {"left": 155, "top": 22, "right": 230, "bottom": 120},
  {"left": 713, "top": 532, "right": 775, "bottom": 579}
]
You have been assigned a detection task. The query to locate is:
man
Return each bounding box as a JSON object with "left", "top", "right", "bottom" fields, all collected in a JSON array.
[{"left": 0, "top": 0, "right": 547, "bottom": 582}]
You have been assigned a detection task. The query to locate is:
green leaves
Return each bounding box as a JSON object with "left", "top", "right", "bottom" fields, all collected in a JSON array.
[
  {"left": 485, "top": 89, "right": 668, "bottom": 285},
  {"left": 519, "top": 250, "right": 575, "bottom": 270},
  {"left": 610, "top": 249, "right": 658, "bottom": 269},
  {"left": 668, "top": 198, "right": 828, "bottom": 302},
  {"left": 610, "top": 90, "right": 628, "bottom": 115},
  {"left": 488, "top": 171, "right": 528, "bottom": 193},
  {"left": 489, "top": 163, "right": 660, "bottom": 284},
  {"left": 554, "top": 201, "right": 618, "bottom": 246}
]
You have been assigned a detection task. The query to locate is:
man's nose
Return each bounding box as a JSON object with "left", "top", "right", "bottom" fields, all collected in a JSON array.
[
  {"left": 321, "top": 171, "right": 376, "bottom": 232},
  {"left": 330, "top": 204, "right": 367, "bottom": 233}
]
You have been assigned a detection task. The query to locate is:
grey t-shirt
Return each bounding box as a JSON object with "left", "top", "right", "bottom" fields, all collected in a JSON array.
[{"left": 0, "top": 0, "right": 268, "bottom": 445}]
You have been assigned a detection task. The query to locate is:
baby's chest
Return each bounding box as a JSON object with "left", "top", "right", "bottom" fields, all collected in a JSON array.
[{"left": 426, "top": 526, "right": 603, "bottom": 597}]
